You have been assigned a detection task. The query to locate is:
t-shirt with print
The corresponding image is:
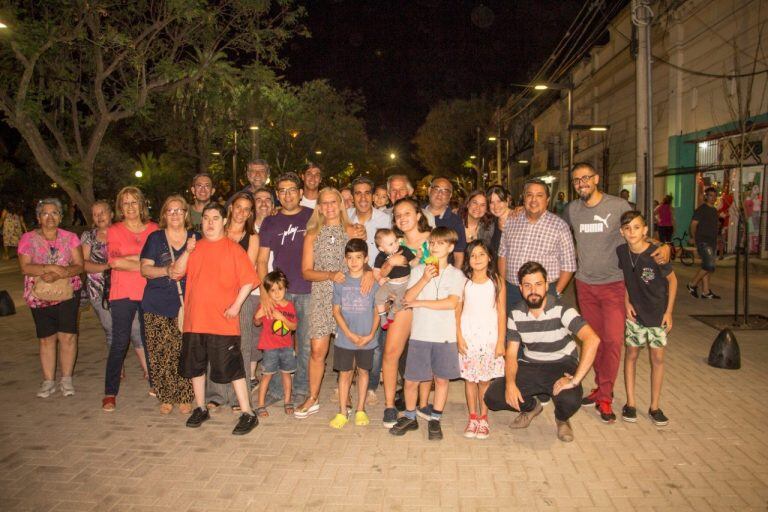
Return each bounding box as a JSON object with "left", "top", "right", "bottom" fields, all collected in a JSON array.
[
  {"left": 373, "top": 246, "right": 415, "bottom": 280},
  {"left": 408, "top": 264, "right": 466, "bottom": 343},
  {"left": 332, "top": 275, "right": 379, "bottom": 350},
  {"left": 563, "top": 194, "right": 631, "bottom": 284},
  {"left": 183, "top": 236, "right": 259, "bottom": 336},
  {"left": 692, "top": 204, "right": 719, "bottom": 246},
  {"left": 257, "top": 301, "right": 297, "bottom": 350},
  {"left": 140, "top": 229, "right": 199, "bottom": 318},
  {"left": 107, "top": 221, "right": 159, "bottom": 301},
  {"left": 616, "top": 243, "right": 673, "bottom": 328},
  {"left": 189, "top": 208, "right": 203, "bottom": 232},
  {"left": 80, "top": 228, "right": 107, "bottom": 302},
  {"left": 259, "top": 208, "right": 313, "bottom": 295}
]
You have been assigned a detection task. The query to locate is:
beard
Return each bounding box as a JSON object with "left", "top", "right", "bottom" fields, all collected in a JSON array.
[
  {"left": 524, "top": 293, "right": 544, "bottom": 309},
  {"left": 577, "top": 187, "right": 594, "bottom": 201}
]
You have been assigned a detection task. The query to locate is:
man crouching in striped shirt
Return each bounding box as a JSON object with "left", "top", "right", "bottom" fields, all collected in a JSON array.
[{"left": 484, "top": 261, "right": 600, "bottom": 442}]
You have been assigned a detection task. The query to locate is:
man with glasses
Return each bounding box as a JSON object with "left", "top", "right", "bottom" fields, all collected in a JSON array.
[
  {"left": 424, "top": 177, "right": 466, "bottom": 267},
  {"left": 189, "top": 173, "right": 215, "bottom": 232},
  {"left": 299, "top": 164, "right": 322, "bottom": 209},
  {"left": 563, "top": 163, "right": 668, "bottom": 424},
  {"left": 257, "top": 172, "right": 313, "bottom": 406}
]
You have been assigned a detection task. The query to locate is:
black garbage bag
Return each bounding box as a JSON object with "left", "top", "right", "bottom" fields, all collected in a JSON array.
[
  {"left": 707, "top": 328, "right": 741, "bottom": 370},
  {"left": 0, "top": 290, "right": 16, "bottom": 316}
]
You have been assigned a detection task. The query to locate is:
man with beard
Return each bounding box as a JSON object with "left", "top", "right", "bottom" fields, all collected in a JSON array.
[
  {"left": 563, "top": 163, "right": 668, "bottom": 423},
  {"left": 299, "top": 163, "right": 322, "bottom": 209},
  {"left": 484, "top": 261, "right": 600, "bottom": 442}
]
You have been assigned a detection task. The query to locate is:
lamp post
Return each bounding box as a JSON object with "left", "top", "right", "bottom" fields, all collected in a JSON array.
[{"left": 249, "top": 125, "right": 260, "bottom": 160}]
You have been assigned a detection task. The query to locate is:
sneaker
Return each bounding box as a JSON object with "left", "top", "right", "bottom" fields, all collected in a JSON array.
[
  {"left": 596, "top": 400, "right": 616, "bottom": 424},
  {"left": 463, "top": 418, "right": 479, "bottom": 439},
  {"left": 416, "top": 404, "right": 434, "bottom": 420},
  {"left": 232, "top": 413, "right": 258, "bottom": 435},
  {"left": 382, "top": 407, "right": 398, "bottom": 428},
  {"left": 101, "top": 396, "right": 116, "bottom": 412},
  {"left": 294, "top": 402, "right": 320, "bottom": 419},
  {"left": 581, "top": 388, "right": 598, "bottom": 407},
  {"left": 389, "top": 416, "right": 418, "bottom": 436},
  {"left": 510, "top": 400, "right": 543, "bottom": 429},
  {"left": 354, "top": 411, "right": 370, "bottom": 426},
  {"left": 687, "top": 283, "right": 699, "bottom": 298},
  {"left": 536, "top": 394, "right": 551, "bottom": 405},
  {"left": 556, "top": 419, "right": 574, "bottom": 442},
  {"left": 365, "top": 389, "right": 378, "bottom": 406},
  {"left": 475, "top": 419, "right": 490, "bottom": 440},
  {"left": 648, "top": 408, "right": 669, "bottom": 426},
  {"left": 329, "top": 413, "right": 349, "bottom": 429},
  {"left": 59, "top": 377, "right": 75, "bottom": 397},
  {"left": 701, "top": 291, "right": 721, "bottom": 299},
  {"left": 37, "top": 380, "right": 56, "bottom": 398},
  {"left": 427, "top": 419, "right": 443, "bottom": 440},
  {"left": 186, "top": 407, "right": 210, "bottom": 428},
  {"left": 622, "top": 404, "right": 638, "bottom": 423}
]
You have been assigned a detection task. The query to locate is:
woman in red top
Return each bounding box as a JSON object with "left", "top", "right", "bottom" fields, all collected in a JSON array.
[{"left": 102, "top": 186, "right": 158, "bottom": 412}]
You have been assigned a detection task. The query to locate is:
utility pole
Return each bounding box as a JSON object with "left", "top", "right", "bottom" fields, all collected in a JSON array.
[
  {"left": 476, "top": 126, "right": 482, "bottom": 189},
  {"left": 632, "top": 0, "right": 654, "bottom": 235},
  {"left": 232, "top": 129, "right": 238, "bottom": 192},
  {"left": 496, "top": 108, "right": 502, "bottom": 183}
]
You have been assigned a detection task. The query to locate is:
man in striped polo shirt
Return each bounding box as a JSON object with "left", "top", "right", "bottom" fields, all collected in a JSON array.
[{"left": 484, "top": 261, "right": 601, "bottom": 442}]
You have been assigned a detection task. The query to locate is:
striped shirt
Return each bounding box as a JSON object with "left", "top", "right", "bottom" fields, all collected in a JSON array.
[{"left": 507, "top": 295, "right": 587, "bottom": 363}]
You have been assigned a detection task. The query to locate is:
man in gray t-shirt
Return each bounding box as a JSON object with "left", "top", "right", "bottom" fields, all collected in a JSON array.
[{"left": 563, "top": 163, "right": 632, "bottom": 424}]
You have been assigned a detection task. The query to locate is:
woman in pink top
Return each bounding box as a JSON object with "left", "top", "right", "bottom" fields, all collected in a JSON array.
[
  {"left": 102, "top": 186, "right": 158, "bottom": 412},
  {"left": 654, "top": 194, "right": 675, "bottom": 244}
]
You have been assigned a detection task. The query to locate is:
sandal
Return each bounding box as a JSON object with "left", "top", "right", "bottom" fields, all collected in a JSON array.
[
  {"left": 294, "top": 397, "right": 320, "bottom": 419},
  {"left": 329, "top": 413, "right": 348, "bottom": 429},
  {"left": 256, "top": 406, "right": 269, "bottom": 418},
  {"left": 284, "top": 403, "right": 295, "bottom": 415},
  {"left": 159, "top": 403, "right": 173, "bottom": 415},
  {"left": 232, "top": 405, "right": 242, "bottom": 413}
]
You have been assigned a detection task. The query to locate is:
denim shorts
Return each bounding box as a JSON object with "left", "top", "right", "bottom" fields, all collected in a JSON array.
[
  {"left": 261, "top": 347, "right": 297, "bottom": 375},
  {"left": 404, "top": 339, "right": 461, "bottom": 382},
  {"left": 696, "top": 242, "right": 716, "bottom": 272}
]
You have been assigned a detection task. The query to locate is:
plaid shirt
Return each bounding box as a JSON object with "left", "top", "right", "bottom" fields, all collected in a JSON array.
[{"left": 499, "top": 210, "right": 577, "bottom": 285}]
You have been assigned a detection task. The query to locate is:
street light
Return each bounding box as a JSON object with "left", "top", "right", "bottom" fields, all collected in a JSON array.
[
  {"left": 389, "top": 152, "right": 397, "bottom": 160},
  {"left": 134, "top": 170, "right": 143, "bottom": 178},
  {"left": 315, "top": 150, "right": 322, "bottom": 155},
  {"left": 0, "top": 22, "right": 8, "bottom": 29},
  {"left": 518, "top": 160, "right": 529, "bottom": 164},
  {"left": 249, "top": 125, "right": 260, "bottom": 160},
  {"left": 487, "top": 136, "right": 497, "bottom": 142},
  {"left": 211, "top": 151, "right": 221, "bottom": 156}
]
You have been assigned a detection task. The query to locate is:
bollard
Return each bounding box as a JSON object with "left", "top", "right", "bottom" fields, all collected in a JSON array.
[
  {"left": 0, "top": 290, "right": 16, "bottom": 316},
  {"left": 707, "top": 328, "right": 741, "bottom": 370}
]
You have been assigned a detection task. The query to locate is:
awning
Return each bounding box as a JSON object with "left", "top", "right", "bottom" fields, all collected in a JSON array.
[{"left": 655, "top": 164, "right": 736, "bottom": 177}]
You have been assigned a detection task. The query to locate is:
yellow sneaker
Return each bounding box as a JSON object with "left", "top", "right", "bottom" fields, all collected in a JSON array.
[
  {"left": 329, "top": 413, "right": 348, "bottom": 429},
  {"left": 354, "top": 411, "right": 370, "bottom": 426}
]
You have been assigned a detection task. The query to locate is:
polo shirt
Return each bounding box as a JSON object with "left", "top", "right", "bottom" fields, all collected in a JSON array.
[{"left": 507, "top": 295, "right": 586, "bottom": 363}]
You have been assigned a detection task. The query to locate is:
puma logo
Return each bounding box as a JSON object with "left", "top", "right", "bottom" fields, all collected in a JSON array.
[{"left": 593, "top": 213, "right": 611, "bottom": 229}]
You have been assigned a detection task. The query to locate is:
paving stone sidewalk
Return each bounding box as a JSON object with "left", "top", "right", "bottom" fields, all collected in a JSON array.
[{"left": 0, "top": 259, "right": 766, "bottom": 511}]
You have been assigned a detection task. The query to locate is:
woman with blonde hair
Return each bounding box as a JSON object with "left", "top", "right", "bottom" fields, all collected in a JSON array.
[
  {"left": 102, "top": 186, "right": 158, "bottom": 411},
  {"left": 294, "top": 187, "right": 351, "bottom": 418},
  {"left": 139, "top": 195, "right": 195, "bottom": 414}
]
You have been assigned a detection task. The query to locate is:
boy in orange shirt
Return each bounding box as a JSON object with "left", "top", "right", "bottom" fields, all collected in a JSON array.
[{"left": 172, "top": 203, "right": 260, "bottom": 435}]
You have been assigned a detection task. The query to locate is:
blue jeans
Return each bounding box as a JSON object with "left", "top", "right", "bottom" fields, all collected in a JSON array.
[
  {"left": 105, "top": 299, "right": 147, "bottom": 396},
  {"left": 368, "top": 327, "right": 386, "bottom": 391},
  {"left": 267, "top": 292, "right": 310, "bottom": 401}
]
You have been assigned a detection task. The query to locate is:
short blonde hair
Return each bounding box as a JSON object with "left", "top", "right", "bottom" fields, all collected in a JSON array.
[
  {"left": 158, "top": 195, "right": 191, "bottom": 229},
  {"left": 306, "top": 187, "right": 350, "bottom": 235},
  {"left": 115, "top": 186, "right": 150, "bottom": 223}
]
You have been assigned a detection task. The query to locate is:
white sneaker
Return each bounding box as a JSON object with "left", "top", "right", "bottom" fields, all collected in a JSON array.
[
  {"left": 59, "top": 377, "right": 75, "bottom": 397},
  {"left": 37, "top": 380, "right": 57, "bottom": 398}
]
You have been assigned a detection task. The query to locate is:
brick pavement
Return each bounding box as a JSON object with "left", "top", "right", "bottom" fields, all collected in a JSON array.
[{"left": 0, "top": 258, "right": 767, "bottom": 511}]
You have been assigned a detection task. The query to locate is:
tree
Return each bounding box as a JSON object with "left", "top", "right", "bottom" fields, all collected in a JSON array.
[
  {"left": 413, "top": 95, "right": 497, "bottom": 179},
  {"left": 0, "top": 0, "right": 307, "bottom": 212}
]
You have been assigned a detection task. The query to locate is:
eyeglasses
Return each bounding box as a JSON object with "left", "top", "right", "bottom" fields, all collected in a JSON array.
[
  {"left": 571, "top": 174, "right": 597, "bottom": 185},
  {"left": 194, "top": 184, "right": 212, "bottom": 190},
  {"left": 277, "top": 187, "right": 299, "bottom": 195},
  {"left": 430, "top": 186, "right": 452, "bottom": 196},
  {"left": 166, "top": 208, "right": 187, "bottom": 215},
  {"left": 40, "top": 212, "right": 61, "bottom": 218}
]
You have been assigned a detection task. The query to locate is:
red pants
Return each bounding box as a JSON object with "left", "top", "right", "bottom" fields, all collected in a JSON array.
[{"left": 575, "top": 279, "right": 626, "bottom": 403}]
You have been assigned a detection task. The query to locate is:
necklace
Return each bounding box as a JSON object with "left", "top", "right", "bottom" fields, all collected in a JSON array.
[
  {"left": 629, "top": 250, "right": 641, "bottom": 271},
  {"left": 433, "top": 267, "right": 446, "bottom": 299}
]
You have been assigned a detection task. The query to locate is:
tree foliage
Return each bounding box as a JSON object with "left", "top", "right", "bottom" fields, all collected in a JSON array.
[
  {"left": 413, "top": 95, "right": 497, "bottom": 178},
  {"left": 0, "top": 0, "right": 307, "bottom": 211}
]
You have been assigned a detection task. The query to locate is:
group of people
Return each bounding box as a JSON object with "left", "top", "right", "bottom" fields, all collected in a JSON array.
[{"left": 19, "top": 159, "right": 688, "bottom": 441}]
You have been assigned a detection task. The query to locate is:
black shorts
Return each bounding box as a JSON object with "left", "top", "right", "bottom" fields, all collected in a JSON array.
[
  {"left": 30, "top": 294, "right": 80, "bottom": 338},
  {"left": 180, "top": 333, "right": 246, "bottom": 384},
  {"left": 333, "top": 346, "right": 375, "bottom": 372}
]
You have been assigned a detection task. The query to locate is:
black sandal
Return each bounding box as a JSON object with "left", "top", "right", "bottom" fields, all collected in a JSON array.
[{"left": 256, "top": 406, "right": 269, "bottom": 418}]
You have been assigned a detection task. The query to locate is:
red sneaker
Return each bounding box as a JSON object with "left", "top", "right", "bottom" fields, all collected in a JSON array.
[{"left": 596, "top": 400, "right": 616, "bottom": 424}]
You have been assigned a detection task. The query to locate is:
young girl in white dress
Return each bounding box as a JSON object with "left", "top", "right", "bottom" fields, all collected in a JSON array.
[{"left": 457, "top": 240, "right": 506, "bottom": 439}]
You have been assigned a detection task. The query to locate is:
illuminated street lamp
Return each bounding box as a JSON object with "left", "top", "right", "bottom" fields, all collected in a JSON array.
[
  {"left": 249, "top": 125, "right": 260, "bottom": 159},
  {"left": 212, "top": 151, "right": 221, "bottom": 156},
  {"left": 0, "top": 22, "right": 8, "bottom": 29},
  {"left": 518, "top": 159, "right": 529, "bottom": 164},
  {"left": 315, "top": 150, "right": 323, "bottom": 155},
  {"left": 487, "top": 136, "right": 497, "bottom": 142},
  {"left": 389, "top": 152, "right": 397, "bottom": 160},
  {"left": 134, "top": 170, "right": 143, "bottom": 178}
]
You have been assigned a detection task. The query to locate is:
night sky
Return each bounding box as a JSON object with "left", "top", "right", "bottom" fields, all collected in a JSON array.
[{"left": 283, "top": 0, "right": 583, "bottom": 150}]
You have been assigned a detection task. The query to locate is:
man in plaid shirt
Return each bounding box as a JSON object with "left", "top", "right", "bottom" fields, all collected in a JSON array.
[{"left": 498, "top": 179, "right": 577, "bottom": 310}]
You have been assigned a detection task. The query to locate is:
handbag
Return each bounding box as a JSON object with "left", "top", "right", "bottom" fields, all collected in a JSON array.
[
  {"left": 32, "top": 277, "right": 73, "bottom": 302},
  {"left": 165, "top": 231, "right": 185, "bottom": 333}
]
